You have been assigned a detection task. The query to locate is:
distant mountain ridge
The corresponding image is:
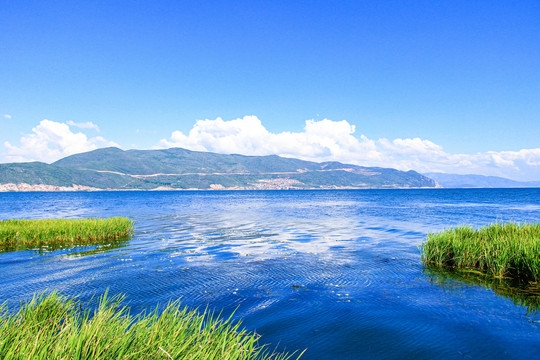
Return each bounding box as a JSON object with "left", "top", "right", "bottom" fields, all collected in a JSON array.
[
  {"left": 424, "top": 172, "right": 540, "bottom": 188},
  {"left": 0, "top": 147, "right": 437, "bottom": 190}
]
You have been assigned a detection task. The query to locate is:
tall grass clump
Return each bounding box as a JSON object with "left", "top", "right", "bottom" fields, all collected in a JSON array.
[
  {"left": 0, "top": 291, "right": 299, "bottom": 360},
  {"left": 422, "top": 222, "right": 540, "bottom": 282},
  {"left": 0, "top": 218, "right": 134, "bottom": 252}
]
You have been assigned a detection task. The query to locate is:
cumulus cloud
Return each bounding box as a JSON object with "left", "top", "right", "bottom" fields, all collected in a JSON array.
[
  {"left": 66, "top": 120, "right": 100, "bottom": 132},
  {"left": 158, "top": 116, "right": 379, "bottom": 163},
  {"left": 158, "top": 116, "right": 540, "bottom": 181},
  {"left": 3, "top": 114, "right": 11, "bottom": 119},
  {"left": 4, "top": 119, "right": 118, "bottom": 163}
]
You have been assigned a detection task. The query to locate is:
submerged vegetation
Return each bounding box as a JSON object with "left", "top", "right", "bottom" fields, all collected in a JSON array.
[
  {"left": 422, "top": 222, "right": 540, "bottom": 282},
  {"left": 0, "top": 218, "right": 133, "bottom": 252},
  {"left": 0, "top": 291, "right": 298, "bottom": 360}
]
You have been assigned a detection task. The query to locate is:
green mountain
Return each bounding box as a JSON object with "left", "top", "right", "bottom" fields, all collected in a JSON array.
[
  {"left": 0, "top": 161, "right": 131, "bottom": 188},
  {"left": 0, "top": 147, "right": 437, "bottom": 190}
]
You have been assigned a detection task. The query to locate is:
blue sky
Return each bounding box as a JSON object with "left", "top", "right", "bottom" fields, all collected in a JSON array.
[{"left": 1, "top": 1, "right": 539, "bottom": 180}]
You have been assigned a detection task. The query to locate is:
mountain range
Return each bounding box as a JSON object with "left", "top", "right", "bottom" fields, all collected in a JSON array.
[
  {"left": 423, "top": 172, "right": 540, "bottom": 188},
  {"left": 0, "top": 147, "right": 437, "bottom": 190}
]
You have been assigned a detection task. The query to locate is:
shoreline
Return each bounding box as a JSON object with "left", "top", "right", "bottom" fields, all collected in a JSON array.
[{"left": 0, "top": 182, "right": 442, "bottom": 192}]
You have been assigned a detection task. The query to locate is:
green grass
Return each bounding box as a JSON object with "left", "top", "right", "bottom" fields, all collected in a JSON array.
[
  {"left": 0, "top": 291, "right": 300, "bottom": 360},
  {"left": 421, "top": 222, "right": 540, "bottom": 282},
  {"left": 0, "top": 218, "right": 134, "bottom": 252}
]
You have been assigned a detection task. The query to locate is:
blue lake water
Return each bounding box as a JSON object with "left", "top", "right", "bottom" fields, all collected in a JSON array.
[{"left": 1, "top": 188, "right": 540, "bottom": 359}]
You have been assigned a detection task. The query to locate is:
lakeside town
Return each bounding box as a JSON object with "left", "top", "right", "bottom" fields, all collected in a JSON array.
[
  {"left": 0, "top": 178, "right": 308, "bottom": 192},
  {"left": 0, "top": 183, "right": 102, "bottom": 192},
  {"left": 0, "top": 178, "right": 401, "bottom": 192}
]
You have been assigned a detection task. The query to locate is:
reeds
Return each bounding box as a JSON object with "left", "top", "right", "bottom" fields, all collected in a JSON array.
[
  {"left": 421, "top": 222, "right": 540, "bottom": 282},
  {"left": 0, "top": 218, "right": 134, "bottom": 252},
  {"left": 0, "top": 291, "right": 300, "bottom": 360}
]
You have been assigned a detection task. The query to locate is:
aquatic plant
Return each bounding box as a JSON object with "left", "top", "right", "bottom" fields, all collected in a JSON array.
[
  {"left": 0, "top": 291, "right": 300, "bottom": 360},
  {"left": 421, "top": 222, "right": 540, "bottom": 282},
  {"left": 0, "top": 217, "right": 133, "bottom": 252}
]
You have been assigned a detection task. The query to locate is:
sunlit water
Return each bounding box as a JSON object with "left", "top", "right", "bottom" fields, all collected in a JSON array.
[{"left": 1, "top": 189, "right": 539, "bottom": 359}]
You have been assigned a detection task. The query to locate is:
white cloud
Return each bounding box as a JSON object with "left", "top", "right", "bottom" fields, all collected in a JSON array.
[
  {"left": 158, "top": 116, "right": 540, "bottom": 181},
  {"left": 66, "top": 120, "right": 100, "bottom": 132},
  {"left": 4, "top": 119, "right": 118, "bottom": 163},
  {"left": 3, "top": 114, "right": 11, "bottom": 119}
]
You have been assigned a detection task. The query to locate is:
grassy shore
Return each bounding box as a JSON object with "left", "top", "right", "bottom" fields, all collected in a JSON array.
[
  {"left": 421, "top": 222, "right": 540, "bottom": 282},
  {"left": 0, "top": 291, "right": 299, "bottom": 360},
  {"left": 0, "top": 218, "right": 133, "bottom": 252}
]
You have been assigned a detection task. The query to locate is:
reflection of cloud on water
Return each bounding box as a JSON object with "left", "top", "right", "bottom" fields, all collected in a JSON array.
[
  {"left": 414, "top": 202, "right": 540, "bottom": 213},
  {"left": 506, "top": 204, "right": 540, "bottom": 211},
  {"left": 148, "top": 207, "right": 428, "bottom": 263},
  {"left": 241, "top": 298, "right": 280, "bottom": 316}
]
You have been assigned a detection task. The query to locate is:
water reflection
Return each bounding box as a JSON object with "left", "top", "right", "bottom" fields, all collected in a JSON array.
[
  {"left": 129, "top": 209, "right": 422, "bottom": 265},
  {"left": 0, "top": 236, "right": 131, "bottom": 254},
  {"left": 63, "top": 239, "right": 131, "bottom": 258},
  {"left": 424, "top": 265, "right": 540, "bottom": 314}
]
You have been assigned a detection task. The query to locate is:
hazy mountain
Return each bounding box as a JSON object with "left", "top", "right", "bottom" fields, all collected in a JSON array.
[
  {"left": 1, "top": 147, "right": 437, "bottom": 190},
  {"left": 424, "top": 172, "right": 540, "bottom": 188}
]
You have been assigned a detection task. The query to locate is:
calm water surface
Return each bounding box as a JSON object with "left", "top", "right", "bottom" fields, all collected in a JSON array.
[{"left": 1, "top": 189, "right": 539, "bottom": 359}]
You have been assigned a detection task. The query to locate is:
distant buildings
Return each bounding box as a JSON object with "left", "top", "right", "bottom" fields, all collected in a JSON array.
[{"left": 0, "top": 183, "right": 100, "bottom": 192}]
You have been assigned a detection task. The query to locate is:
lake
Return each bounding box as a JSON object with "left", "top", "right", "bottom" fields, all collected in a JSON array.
[{"left": 1, "top": 189, "right": 539, "bottom": 359}]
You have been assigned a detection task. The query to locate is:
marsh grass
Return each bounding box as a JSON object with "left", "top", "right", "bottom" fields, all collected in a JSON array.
[
  {"left": 424, "top": 266, "right": 540, "bottom": 313},
  {"left": 421, "top": 222, "right": 540, "bottom": 282},
  {"left": 0, "top": 218, "right": 133, "bottom": 252},
  {"left": 0, "top": 291, "right": 300, "bottom": 360}
]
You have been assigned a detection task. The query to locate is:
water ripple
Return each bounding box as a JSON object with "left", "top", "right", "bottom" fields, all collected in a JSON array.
[{"left": 1, "top": 189, "right": 540, "bottom": 359}]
